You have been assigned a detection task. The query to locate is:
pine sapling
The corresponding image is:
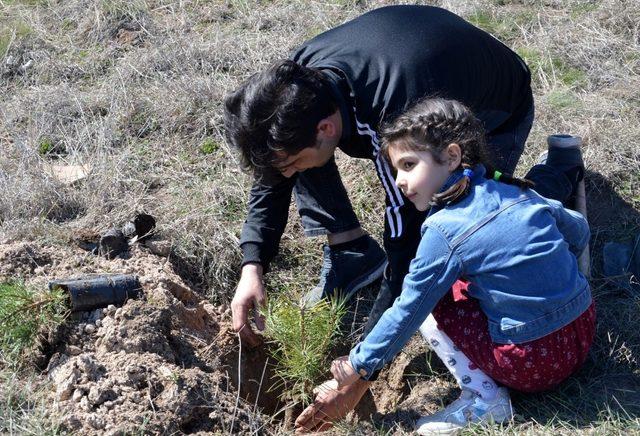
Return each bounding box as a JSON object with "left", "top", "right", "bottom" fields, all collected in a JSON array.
[
  {"left": 262, "top": 293, "right": 347, "bottom": 408},
  {"left": 0, "top": 281, "right": 69, "bottom": 367}
]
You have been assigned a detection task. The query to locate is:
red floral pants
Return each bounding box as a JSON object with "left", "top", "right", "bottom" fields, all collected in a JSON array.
[{"left": 432, "top": 281, "right": 596, "bottom": 392}]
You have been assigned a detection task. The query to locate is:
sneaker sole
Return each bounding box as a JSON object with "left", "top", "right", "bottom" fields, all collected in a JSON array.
[
  {"left": 415, "top": 424, "right": 462, "bottom": 436},
  {"left": 342, "top": 257, "right": 387, "bottom": 301}
]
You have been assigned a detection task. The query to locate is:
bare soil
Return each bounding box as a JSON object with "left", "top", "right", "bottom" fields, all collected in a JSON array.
[
  {"left": 0, "top": 238, "right": 446, "bottom": 434},
  {"left": 0, "top": 240, "right": 277, "bottom": 434}
]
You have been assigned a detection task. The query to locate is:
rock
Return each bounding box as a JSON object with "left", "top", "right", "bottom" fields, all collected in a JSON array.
[
  {"left": 115, "top": 308, "right": 123, "bottom": 319},
  {"left": 89, "top": 309, "right": 103, "bottom": 323},
  {"left": 107, "top": 304, "right": 116, "bottom": 314},
  {"left": 76, "top": 354, "right": 100, "bottom": 378},
  {"left": 87, "top": 414, "right": 105, "bottom": 430},
  {"left": 602, "top": 237, "right": 640, "bottom": 292},
  {"left": 85, "top": 324, "right": 96, "bottom": 334},
  {"left": 95, "top": 319, "right": 102, "bottom": 328},
  {"left": 101, "top": 316, "right": 113, "bottom": 329},
  {"left": 54, "top": 367, "right": 80, "bottom": 402},
  {"left": 66, "top": 345, "right": 82, "bottom": 356},
  {"left": 46, "top": 353, "right": 70, "bottom": 381},
  {"left": 88, "top": 386, "right": 116, "bottom": 406},
  {"left": 145, "top": 239, "right": 171, "bottom": 257},
  {"left": 79, "top": 396, "right": 90, "bottom": 411},
  {"left": 72, "top": 389, "right": 84, "bottom": 402},
  {"left": 603, "top": 241, "right": 632, "bottom": 277},
  {"left": 62, "top": 414, "right": 83, "bottom": 431}
]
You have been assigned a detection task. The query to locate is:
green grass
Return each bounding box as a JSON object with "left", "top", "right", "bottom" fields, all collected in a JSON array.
[
  {"left": 467, "top": 9, "right": 534, "bottom": 43},
  {"left": 0, "top": 370, "right": 61, "bottom": 435},
  {"left": 200, "top": 137, "right": 220, "bottom": 155},
  {"left": 99, "top": 0, "right": 147, "bottom": 18},
  {"left": 545, "top": 89, "right": 582, "bottom": 112},
  {"left": 37, "top": 137, "right": 54, "bottom": 155},
  {"left": 0, "top": 18, "right": 32, "bottom": 57},
  {"left": 516, "top": 47, "right": 587, "bottom": 90}
]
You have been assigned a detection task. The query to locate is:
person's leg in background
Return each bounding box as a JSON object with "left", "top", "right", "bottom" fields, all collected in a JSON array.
[
  {"left": 294, "top": 156, "right": 387, "bottom": 304},
  {"left": 486, "top": 101, "right": 583, "bottom": 205},
  {"left": 485, "top": 102, "right": 535, "bottom": 175},
  {"left": 525, "top": 134, "right": 585, "bottom": 205}
]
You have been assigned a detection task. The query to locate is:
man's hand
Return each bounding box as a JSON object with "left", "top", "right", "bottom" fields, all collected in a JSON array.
[
  {"left": 330, "top": 355, "right": 360, "bottom": 388},
  {"left": 231, "top": 263, "right": 266, "bottom": 348},
  {"left": 295, "top": 378, "right": 371, "bottom": 433}
]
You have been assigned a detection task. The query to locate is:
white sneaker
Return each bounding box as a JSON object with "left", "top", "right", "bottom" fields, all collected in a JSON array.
[{"left": 415, "top": 387, "right": 513, "bottom": 435}]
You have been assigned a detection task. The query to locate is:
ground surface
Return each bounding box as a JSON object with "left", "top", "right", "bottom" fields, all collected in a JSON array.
[{"left": 1, "top": 0, "right": 640, "bottom": 434}]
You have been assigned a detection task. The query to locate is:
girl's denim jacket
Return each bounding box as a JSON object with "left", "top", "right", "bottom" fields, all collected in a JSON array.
[{"left": 349, "top": 165, "right": 591, "bottom": 380}]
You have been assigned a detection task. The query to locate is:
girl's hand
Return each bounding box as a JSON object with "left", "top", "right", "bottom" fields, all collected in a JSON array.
[{"left": 330, "top": 355, "right": 360, "bottom": 388}]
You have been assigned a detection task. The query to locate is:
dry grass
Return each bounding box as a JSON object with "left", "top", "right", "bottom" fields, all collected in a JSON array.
[{"left": 1, "top": 0, "right": 639, "bottom": 433}]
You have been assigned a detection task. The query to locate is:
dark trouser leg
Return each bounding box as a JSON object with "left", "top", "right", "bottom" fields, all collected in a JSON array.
[
  {"left": 293, "top": 156, "right": 361, "bottom": 236},
  {"left": 485, "top": 102, "right": 574, "bottom": 204},
  {"left": 524, "top": 164, "right": 574, "bottom": 203},
  {"left": 361, "top": 182, "right": 427, "bottom": 338},
  {"left": 485, "top": 103, "right": 535, "bottom": 174}
]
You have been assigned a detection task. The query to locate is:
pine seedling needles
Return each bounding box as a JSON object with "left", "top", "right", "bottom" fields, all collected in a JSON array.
[
  {"left": 0, "top": 281, "right": 69, "bottom": 367},
  {"left": 262, "top": 293, "right": 347, "bottom": 404}
]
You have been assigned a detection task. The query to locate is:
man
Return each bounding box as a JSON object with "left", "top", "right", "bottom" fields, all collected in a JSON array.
[{"left": 224, "top": 5, "right": 534, "bottom": 432}]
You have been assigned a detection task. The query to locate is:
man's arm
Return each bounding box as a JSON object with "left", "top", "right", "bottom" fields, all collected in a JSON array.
[
  {"left": 239, "top": 171, "right": 297, "bottom": 268},
  {"left": 232, "top": 171, "right": 296, "bottom": 346}
]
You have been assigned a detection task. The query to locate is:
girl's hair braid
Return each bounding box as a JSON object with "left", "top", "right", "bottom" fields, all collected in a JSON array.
[{"left": 380, "top": 98, "right": 534, "bottom": 207}]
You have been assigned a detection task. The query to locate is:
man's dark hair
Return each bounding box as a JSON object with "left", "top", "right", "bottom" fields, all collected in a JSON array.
[{"left": 223, "top": 59, "right": 337, "bottom": 173}]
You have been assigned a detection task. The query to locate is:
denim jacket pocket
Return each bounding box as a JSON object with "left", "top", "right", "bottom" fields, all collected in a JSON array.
[{"left": 488, "top": 284, "right": 592, "bottom": 344}]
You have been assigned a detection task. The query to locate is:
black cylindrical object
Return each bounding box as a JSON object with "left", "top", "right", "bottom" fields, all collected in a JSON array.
[
  {"left": 99, "top": 228, "right": 128, "bottom": 258},
  {"left": 48, "top": 274, "right": 142, "bottom": 312}
]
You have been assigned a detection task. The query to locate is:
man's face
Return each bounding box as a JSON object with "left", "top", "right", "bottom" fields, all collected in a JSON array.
[
  {"left": 272, "top": 110, "right": 341, "bottom": 178},
  {"left": 273, "top": 138, "right": 336, "bottom": 178}
]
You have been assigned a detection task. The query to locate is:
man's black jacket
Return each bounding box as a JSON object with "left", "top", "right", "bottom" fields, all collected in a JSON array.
[{"left": 239, "top": 5, "right": 532, "bottom": 270}]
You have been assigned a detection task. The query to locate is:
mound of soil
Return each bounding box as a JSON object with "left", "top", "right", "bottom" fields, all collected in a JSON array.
[
  {"left": 0, "top": 239, "right": 447, "bottom": 434},
  {"left": 0, "top": 240, "right": 278, "bottom": 435}
]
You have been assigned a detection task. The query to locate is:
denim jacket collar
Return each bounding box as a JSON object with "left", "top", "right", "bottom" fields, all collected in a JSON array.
[{"left": 428, "top": 164, "right": 487, "bottom": 217}]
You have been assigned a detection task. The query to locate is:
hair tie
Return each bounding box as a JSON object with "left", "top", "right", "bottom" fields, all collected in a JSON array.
[
  {"left": 463, "top": 168, "right": 474, "bottom": 178},
  {"left": 493, "top": 170, "right": 502, "bottom": 181}
]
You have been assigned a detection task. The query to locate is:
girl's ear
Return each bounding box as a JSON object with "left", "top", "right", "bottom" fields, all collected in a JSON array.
[{"left": 446, "top": 143, "right": 462, "bottom": 171}]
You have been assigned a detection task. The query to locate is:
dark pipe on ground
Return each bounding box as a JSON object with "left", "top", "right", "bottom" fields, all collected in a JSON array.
[{"left": 49, "top": 274, "right": 142, "bottom": 312}]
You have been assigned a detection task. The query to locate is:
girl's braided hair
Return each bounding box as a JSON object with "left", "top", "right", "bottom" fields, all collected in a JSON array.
[{"left": 380, "top": 98, "right": 534, "bottom": 207}]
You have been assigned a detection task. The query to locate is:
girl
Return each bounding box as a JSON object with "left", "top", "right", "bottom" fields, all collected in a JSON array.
[{"left": 328, "top": 98, "right": 595, "bottom": 435}]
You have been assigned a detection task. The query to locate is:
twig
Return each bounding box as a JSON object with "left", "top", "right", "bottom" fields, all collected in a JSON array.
[
  {"left": 253, "top": 357, "right": 269, "bottom": 415},
  {"left": 229, "top": 330, "right": 242, "bottom": 435}
]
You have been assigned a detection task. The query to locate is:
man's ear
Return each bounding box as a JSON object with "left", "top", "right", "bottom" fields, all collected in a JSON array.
[
  {"left": 316, "top": 111, "right": 339, "bottom": 139},
  {"left": 316, "top": 117, "right": 336, "bottom": 138},
  {"left": 446, "top": 143, "right": 462, "bottom": 171}
]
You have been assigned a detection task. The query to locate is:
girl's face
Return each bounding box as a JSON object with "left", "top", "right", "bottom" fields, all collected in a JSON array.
[{"left": 388, "top": 145, "right": 455, "bottom": 211}]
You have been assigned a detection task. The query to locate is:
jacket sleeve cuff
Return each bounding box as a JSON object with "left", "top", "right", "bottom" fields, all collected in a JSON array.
[
  {"left": 349, "top": 345, "right": 378, "bottom": 381},
  {"left": 240, "top": 243, "right": 270, "bottom": 272}
]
